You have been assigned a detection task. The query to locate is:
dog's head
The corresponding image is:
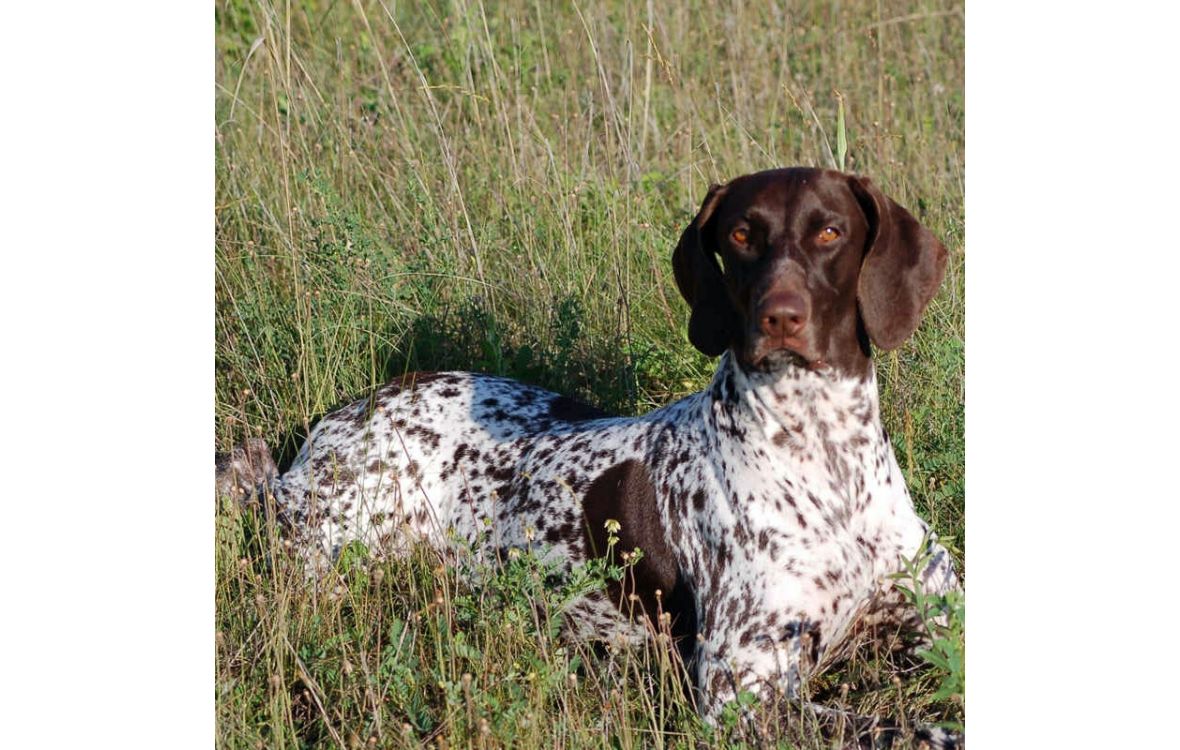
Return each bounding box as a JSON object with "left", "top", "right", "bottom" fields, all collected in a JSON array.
[{"left": 672, "top": 168, "right": 948, "bottom": 375}]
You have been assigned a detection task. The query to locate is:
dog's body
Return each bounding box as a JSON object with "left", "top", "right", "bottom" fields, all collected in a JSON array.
[
  {"left": 224, "top": 168, "right": 960, "bottom": 736},
  {"left": 274, "top": 354, "right": 956, "bottom": 718}
]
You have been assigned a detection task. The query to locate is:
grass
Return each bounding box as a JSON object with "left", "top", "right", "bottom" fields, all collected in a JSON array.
[{"left": 215, "top": 0, "right": 964, "bottom": 746}]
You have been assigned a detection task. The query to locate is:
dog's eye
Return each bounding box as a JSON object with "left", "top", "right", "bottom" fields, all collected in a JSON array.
[
  {"left": 817, "top": 226, "right": 841, "bottom": 244},
  {"left": 731, "top": 227, "right": 749, "bottom": 245}
]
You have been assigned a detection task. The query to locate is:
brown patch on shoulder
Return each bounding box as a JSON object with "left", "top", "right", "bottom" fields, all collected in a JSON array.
[
  {"left": 549, "top": 395, "right": 611, "bottom": 423},
  {"left": 582, "top": 460, "right": 697, "bottom": 655}
]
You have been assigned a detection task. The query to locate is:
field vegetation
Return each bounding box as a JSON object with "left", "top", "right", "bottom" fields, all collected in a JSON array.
[{"left": 215, "top": 0, "right": 964, "bottom": 746}]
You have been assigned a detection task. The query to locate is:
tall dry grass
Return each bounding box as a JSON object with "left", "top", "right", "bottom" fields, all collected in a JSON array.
[{"left": 215, "top": 1, "right": 964, "bottom": 746}]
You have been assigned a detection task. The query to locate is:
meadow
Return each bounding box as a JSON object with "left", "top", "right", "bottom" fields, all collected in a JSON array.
[{"left": 215, "top": 0, "right": 964, "bottom": 746}]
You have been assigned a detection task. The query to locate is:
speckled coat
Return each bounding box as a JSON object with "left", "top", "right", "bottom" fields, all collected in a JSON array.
[{"left": 272, "top": 354, "right": 956, "bottom": 717}]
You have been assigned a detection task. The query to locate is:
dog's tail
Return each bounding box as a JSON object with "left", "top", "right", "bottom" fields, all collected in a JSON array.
[{"left": 215, "top": 437, "right": 278, "bottom": 506}]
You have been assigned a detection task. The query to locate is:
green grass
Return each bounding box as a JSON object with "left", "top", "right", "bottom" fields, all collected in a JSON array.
[{"left": 215, "top": 0, "right": 964, "bottom": 746}]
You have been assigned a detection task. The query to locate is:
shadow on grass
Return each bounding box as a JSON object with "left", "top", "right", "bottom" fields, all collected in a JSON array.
[{"left": 269, "top": 294, "right": 649, "bottom": 470}]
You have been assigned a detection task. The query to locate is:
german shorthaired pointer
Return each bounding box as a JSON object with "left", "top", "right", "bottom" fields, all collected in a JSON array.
[{"left": 220, "top": 167, "right": 960, "bottom": 740}]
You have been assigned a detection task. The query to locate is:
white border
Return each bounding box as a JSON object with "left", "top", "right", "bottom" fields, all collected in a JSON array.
[
  {"left": 968, "top": 2, "right": 1180, "bottom": 745},
  {"left": 1, "top": 3, "right": 212, "bottom": 748}
]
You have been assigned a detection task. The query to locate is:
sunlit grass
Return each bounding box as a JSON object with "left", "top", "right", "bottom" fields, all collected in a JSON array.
[{"left": 215, "top": 0, "right": 964, "bottom": 746}]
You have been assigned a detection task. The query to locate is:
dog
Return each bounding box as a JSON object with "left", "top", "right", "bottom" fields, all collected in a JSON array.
[{"left": 218, "top": 167, "right": 961, "bottom": 744}]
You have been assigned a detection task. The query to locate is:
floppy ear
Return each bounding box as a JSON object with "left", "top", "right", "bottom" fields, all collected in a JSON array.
[
  {"left": 672, "top": 182, "right": 738, "bottom": 357},
  {"left": 849, "top": 176, "right": 949, "bottom": 351}
]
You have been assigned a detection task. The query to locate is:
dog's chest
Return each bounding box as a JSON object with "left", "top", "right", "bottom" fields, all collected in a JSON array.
[{"left": 672, "top": 365, "right": 922, "bottom": 655}]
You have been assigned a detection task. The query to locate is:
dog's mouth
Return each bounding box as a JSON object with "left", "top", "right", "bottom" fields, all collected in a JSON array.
[{"left": 744, "top": 337, "right": 825, "bottom": 372}]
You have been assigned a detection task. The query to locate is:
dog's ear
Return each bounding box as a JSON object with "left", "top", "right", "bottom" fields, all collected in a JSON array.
[
  {"left": 672, "top": 182, "right": 738, "bottom": 357},
  {"left": 849, "top": 176, "right": 948, "bottom": 351}
]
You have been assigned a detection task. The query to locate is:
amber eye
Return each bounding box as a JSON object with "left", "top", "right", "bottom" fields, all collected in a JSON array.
[
  {"left": 731, "top": 227, "right": 749, "bottom": 244},
  {"left": 817, "top": 226, "right": 841, "bottom": 243}
]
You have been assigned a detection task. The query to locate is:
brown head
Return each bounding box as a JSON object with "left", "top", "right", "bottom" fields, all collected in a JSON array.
[{"left": 672, "top": 168, "right": 948, "bottom": 376}]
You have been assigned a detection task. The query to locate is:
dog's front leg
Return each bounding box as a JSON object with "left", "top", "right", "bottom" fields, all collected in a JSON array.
[{"left": 694, "top": 619, "right": 815, "bottom": 726}]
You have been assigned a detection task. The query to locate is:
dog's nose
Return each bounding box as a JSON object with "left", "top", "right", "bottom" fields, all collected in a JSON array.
[{"left": 759, "top": 292, "right": 809, "bottom": 339}]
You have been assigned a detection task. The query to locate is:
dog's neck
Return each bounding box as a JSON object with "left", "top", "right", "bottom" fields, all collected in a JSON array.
[
  {"left": 700, "top": 352, "right": 902, "bottom": 533},
  {"left": 708, "top": 351, "right": 881, "bottom": 445}
]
